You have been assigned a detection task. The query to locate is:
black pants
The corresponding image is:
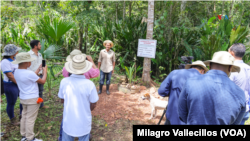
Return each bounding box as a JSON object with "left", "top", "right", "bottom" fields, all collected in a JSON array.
[{"left": 38, "top": 75, "right": 44, "bottom": 108}]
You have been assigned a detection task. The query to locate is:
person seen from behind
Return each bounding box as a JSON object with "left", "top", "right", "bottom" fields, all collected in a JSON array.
[
  {"left": 158, "top": 60, "right": 208, "bottom": 125},
  {"left": 58, "top": 54, "right": 99, "bottom": 141},
  {"left": 178, "top": 51, "right": 246, "bottom": 124},
  {"left": 228, "top": 43, "right": 250, "bottom": 125},
  {"left": 13, "top": 52, "right": 47, "bottom": 141}
]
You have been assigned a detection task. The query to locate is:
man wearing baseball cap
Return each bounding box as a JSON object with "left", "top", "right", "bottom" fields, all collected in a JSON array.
[
  {"left": 158, "top": 60, "right": 208, "bottom": 125},
  {"left": 178, "top": 51, "right": 246, "bottom": 124},
  {"left": 12, "top": 52, "right": 47, "bottom": 141}
]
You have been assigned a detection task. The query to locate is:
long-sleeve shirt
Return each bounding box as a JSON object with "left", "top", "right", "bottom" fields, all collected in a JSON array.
[
  {"left": 229, "top": 60, "right": 250, "bottom": 112},
  {"left": 62, "top": 67, "right": 99, "bottom": 79},
  {"left": 158, "top": 68, "right": 201, "bottom": 125},
  {"left": 178, "top": 70, "right": 246, "bottom": 125}
]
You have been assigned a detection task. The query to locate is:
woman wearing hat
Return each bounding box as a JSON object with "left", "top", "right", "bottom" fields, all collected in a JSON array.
[
  {"left": 62, "top": 49, "right": 99, "bottom": 79},
  {"left": 1, "top": 44, "right": 24, "bottom": 125},
  {"left": 97, "top": 40, "right": 115, "bottom": 95}
]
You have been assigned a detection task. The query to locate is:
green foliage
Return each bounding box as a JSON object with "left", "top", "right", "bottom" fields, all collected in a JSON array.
[
  {"left": 39, "top": 39, "right": 65, "bottom": 60},
  {"left": 125, "top": 63, "right": 136, "bottom": 84}
]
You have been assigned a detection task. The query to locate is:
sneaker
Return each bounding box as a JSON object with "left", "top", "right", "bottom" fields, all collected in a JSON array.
[
  {"left": 31, "top": 138, "right": 43, "bottom": 141},
  {"left": 21, "top": 136, "right": 27, "bottom": 141}
]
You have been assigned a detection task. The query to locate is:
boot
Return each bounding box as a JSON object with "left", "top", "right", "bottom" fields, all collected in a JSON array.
[
  {"left": 98, "top": 84, "right": 103, "bottom": 94},
  {"left": 10, "top": 117, "right": 20, "bottom": 126},
  {"left": 19, "top": 114, "right": 22, "bottom": 121},
  {"left": 106, "top": 84, "right": 110, "bottom": 95}
]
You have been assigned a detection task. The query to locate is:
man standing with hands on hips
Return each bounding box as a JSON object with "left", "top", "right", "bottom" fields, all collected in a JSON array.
[{"left": 28, "top": 40, "right": 49, "bottom": 109}]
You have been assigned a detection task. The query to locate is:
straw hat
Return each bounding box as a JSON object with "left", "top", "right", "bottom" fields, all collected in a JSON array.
[
  {"left": 12, "top": 52, "right": 36, "bottom": 64},
  {"left": 103, "top": 40, "right": 114, "bottom": 48},
  {"left": 185, "top": 60, "right": 209, "bottom": 73},
  {"left": 2, "top": 44, "right": 22, "bottom": 56},
  {"left": 65, "top": 54, "right": 92, "bottom": 74},
  {"left": 66, "top": 49, "right": 85, "bottom": 62},
  {"left": 203, "top": 51, "right": 240, "bottom": 72}
]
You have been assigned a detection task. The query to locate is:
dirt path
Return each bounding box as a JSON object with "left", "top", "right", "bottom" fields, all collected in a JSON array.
[{"left": 92, "top": 84, "right": 167, "bottom": 126}]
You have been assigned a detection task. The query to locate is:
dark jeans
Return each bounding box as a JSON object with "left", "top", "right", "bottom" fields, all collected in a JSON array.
[
  {"left": 99, "top": 70, "right": 112, "bottom": 85},
  {"left": 4, "top": 82, "right": 23, "bottom": 119},
  {"left": 164, "top": 118, "right": 171, "bottom": 125},
  {"left": 38, "top": 75, "right": 44, "bottom": 108}
]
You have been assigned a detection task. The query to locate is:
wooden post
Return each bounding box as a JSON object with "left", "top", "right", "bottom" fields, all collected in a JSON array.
[{"left": 142, "top": 0, "right": 154, "bottom": 86}]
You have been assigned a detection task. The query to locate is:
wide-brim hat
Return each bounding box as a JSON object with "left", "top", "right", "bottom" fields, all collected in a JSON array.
[
  {"left": 103, "top": 40, "right": 114, "bottom": 48},
  {"left": 2, "top": 44, "right": 22, "bottom": 56},
  {"left": 66, "top": 49, "right": 84, "bottom": 62},
  {"left": 65, "top": 54, "right": 92, "bottom": 74},
  {"left": 185, "top": 60, "right": 209, "bottom": 73},
  {"left": 12, "top": 52, "right": 36, "bottom": 64},
  {"left": 203, "top": 51, "right": 240, "bottom": 73}
]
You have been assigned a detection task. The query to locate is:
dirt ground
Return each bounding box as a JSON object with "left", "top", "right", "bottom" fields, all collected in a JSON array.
[{"left": 92, "top": 84, "right": 167, "bottom": 126}]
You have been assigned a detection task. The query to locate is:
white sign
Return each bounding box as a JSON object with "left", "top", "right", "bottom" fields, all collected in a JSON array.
[{"left": 137, "top": 39, "right": 157, "bottom": 58}]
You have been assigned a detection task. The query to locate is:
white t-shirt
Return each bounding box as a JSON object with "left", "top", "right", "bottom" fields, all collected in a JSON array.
[
  {"left": 1, "top": 58, "right": 18, "bottom": 82},
  {"left": 58, "top": 74, "right": 99, "bottom": 137},
  {"left": 14, "top": 69, "right": 40, "bottom": 100}
]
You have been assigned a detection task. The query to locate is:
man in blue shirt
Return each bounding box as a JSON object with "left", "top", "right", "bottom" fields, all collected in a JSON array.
[
  {"left": 158, "top": 61, "right": 208, "bottom": 125},
  {"left": 228, "top": 43, "right": 250, "bottom": 125},
  {"left": 178, "top": 51, "right": 246, "bottom": 125}
]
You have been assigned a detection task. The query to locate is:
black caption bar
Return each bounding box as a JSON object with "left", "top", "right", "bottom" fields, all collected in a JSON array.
[{"left": 133, "top": 125, "right": 250, "bottom": 140}]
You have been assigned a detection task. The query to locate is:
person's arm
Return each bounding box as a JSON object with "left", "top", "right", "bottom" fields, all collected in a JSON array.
[
  {"left": 5, "top": 72, "right": 17, "bottom": 84},
  {"left": 158, "top": 71, "right": 173, "bottom": 97},
  {"left": 90, "top": 103, "right": 97, "bottom": 111},
  {"left": 178, "top": 83, "right": 189, "bottom": 124},
  {"left": 36, "top": 65, "right": 47, "bottom": 84},
  {"left": 112, "top": 52, "right": 115, "bottom": 74},
  {"left": 232, "top": 105, "right": 246, "bottom": 125},
  {"left": 61, "top": 99, "right": 64, "bottom": 103},
  {"left": 34, "top": 64, "right": 42, "bottom": 75},
  {"left": 98, "top": 51, "right": 102, "bottom": 70}
]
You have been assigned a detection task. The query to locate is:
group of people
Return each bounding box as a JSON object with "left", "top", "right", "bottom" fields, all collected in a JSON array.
[
  {"left": 158, "top": 43, "right": 250, "bottom": 125},
  {"left": 1, "top": 40, "right": 116, "bottom": 141}
]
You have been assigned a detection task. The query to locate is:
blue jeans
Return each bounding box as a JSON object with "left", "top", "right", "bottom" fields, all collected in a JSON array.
[
  {"left": 4, "top": 82, "right": 23, "bottom": 119},
  {"left": 99, "top": 70, "right": 112, "bottom": 85},
  {"left": 240, "top": 112, "right": 250, "bottom": 125},
  {"left": 62, "top": 130, "right": 90, "bottom": 141}
]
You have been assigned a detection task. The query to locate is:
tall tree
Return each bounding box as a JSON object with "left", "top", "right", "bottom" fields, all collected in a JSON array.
[{"left": 142, "top": 0, "right": 154, "bottom": 85}]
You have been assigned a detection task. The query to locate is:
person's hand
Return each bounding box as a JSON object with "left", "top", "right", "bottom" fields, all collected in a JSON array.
[
  {"left": 112, "top": 70, "right": 114, "bottom": 74},
  {"left": 86, "top": 55, "right": 93, "bottom": 62},
  {"left": 42, "top": 65, "right": 48, "bottom": 74}
]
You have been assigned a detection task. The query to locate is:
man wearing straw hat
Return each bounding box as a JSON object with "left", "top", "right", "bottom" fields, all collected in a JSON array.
[
  {"left": 58, "top": 54, "right": 99, "bottom": 141},
  {"left": 12, "top": 52, "right": 47, "bottom": 141},
  {"left": 178, "top": 51, "right": 246, "bottom": 125},
  {"left": 98, "top": 40, "right": 115, "bottom": 95},
  {"left": 158, "top": 60, "right": 208, "bottom": 125},
  {"left": 228, "top": 43, "right": 250, "bottom": 125}
]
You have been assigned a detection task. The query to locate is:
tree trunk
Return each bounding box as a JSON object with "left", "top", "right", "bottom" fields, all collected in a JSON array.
[
  {"left": 129, "top": 1, "right": 132, "bottom": 17},
  {"left": 222, "top": 1, "right": 224, "bottom": 17},
  {"left": 180, "top": 0, "right": 187, "bottom": 13},
  {"left": 78, "top": 24, "right": 83, "bottom": 52},
  {"left": 229, "top": 0, "right": 234, "bottom": 19},
  {"left": 142, "top": 0, "right": 154, "bottom": 86},
  {"left": 123, "top": 0, "right": 126, "bottom": 20},
  {"left": 84, "top": 24, "right": 88, "bottom": 54}
]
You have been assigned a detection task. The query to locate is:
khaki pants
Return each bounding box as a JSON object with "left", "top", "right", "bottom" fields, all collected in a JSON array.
[{"left": 20, "top": 98, "right": 40, "bottom": 141}]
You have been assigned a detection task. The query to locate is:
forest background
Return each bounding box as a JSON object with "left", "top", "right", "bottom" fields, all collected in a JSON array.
[{"left": 1, "top": 0, "right": 250, "bottom": 83}]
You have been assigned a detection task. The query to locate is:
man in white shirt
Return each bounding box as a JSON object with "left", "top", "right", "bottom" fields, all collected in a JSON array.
[
  {"left": 28, "top": 40, "right": 49, "bottom": 108},
  {"left": 228, "top": 43, "right": 250, "bottom": 125},
  {"left": 58, "top": 54, "right": 98, "bottom": 141},
  {"left": 13, "top": 52, "right": 47, "bottom": 141}
]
